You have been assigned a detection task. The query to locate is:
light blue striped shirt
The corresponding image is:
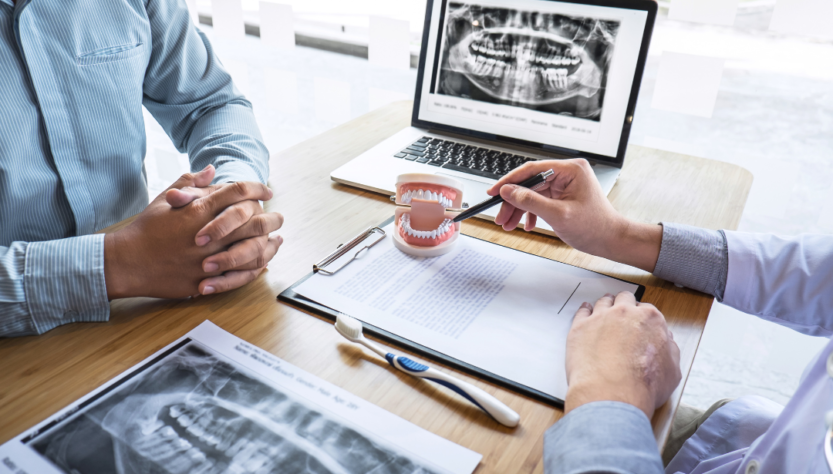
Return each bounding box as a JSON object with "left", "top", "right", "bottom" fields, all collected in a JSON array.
[{"left": 0, "top": 0, "right": 268, "bottom": 337}]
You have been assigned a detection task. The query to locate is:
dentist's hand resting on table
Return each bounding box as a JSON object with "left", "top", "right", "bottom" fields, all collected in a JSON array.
[
  {"left": 105, "top": 165, "right": 284, "bottom": 299},
  {"left": 487, "top": 159, "right": 681, "bottom": 419}
]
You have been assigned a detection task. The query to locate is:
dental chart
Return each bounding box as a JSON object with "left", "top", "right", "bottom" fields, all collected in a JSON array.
[
  {"left": 0, "top": 321, "right": 482, "bottom": 474},
  {"left": 292, "top": 223, "right": 640, "bottom": 401}
]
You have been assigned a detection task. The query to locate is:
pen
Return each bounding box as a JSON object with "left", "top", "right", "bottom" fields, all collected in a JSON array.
[{"left": 452, "top": 169, "right": 554, "bottom": 223}]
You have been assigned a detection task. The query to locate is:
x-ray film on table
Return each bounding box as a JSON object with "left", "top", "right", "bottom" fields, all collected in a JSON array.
[
  {"left": 292, "top": 223, "right": 640, "bottom": 400},
  {"left": 0, "top": 321, "right": 481, "bottom": 474}
]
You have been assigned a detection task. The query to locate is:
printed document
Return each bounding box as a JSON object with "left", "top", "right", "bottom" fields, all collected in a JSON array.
[
  {"left": 0, "top": 321, "right": 481, "bottom": 474},
  {"left": 294, "top": 223, "right": 640, "bottom": 399}
]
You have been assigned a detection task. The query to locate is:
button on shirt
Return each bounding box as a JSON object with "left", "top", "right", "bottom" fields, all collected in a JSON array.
[
  {"left": 544, "top": 224, "right": 833, "bottom": 474},
  {"left": 0, "top": 0, "right": 268, "bottom": 337}
]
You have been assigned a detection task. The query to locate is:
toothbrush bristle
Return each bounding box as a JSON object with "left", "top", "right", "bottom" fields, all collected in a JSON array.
[{"left": 335, "top": 313, "right": 364, "bottom": 341}]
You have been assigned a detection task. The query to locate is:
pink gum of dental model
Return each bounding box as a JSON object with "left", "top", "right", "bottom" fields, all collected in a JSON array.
[{"left": 393, "top": 173, "right": 464, "bottom": 257}]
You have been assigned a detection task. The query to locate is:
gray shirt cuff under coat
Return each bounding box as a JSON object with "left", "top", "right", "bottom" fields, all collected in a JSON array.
[{"left": 653, "top": 223, "right": 729, "bottom": 301}]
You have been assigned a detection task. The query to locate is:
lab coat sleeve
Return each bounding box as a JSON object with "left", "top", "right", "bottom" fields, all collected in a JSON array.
[{"left": 723, "top": 231, "right": 833, "bottom": 337}]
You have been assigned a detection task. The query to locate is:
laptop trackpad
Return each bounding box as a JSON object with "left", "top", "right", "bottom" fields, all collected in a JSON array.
[{"left": 435, "top": 173, "right": 495, "bottom": 216}]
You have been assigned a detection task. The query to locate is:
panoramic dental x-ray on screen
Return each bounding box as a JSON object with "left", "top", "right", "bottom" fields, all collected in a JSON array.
[{"left": 437, "top": 3, "right": 619, "bottom": 121}]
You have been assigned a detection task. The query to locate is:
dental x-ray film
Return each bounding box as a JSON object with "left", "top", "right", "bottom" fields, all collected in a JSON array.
[
  {"left": 0, "top": 322, "right": 481, "bottom": 474},
  {"left": 436, "top": 2, "right": 620, "bottom": 121}
]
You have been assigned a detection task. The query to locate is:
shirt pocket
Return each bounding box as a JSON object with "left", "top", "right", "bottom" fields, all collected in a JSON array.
[{"left": 76, "top": 43, "right": 144, "bottom": 66}]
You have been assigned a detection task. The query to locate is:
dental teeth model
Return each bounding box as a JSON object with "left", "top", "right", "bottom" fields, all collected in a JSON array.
[{"left": 392, "top": 173, "right": 464, "bottom": 257}]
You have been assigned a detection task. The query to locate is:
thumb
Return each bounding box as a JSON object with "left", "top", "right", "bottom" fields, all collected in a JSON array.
[
  {"left": 500, "top": 184, "right": 562, "bottom": 218},
  {"left": 167, "top": 164, "right": 215, "bottom": 191}
]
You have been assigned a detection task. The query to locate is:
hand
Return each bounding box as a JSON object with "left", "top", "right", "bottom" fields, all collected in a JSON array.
[
  {"left": 486, "top": 159, "right": 662, "bottom": 272},
  {"left": 564, "top": 292, "right": 681, "bottom": 419},
  {"left": 165, "top": 174, "right": 284, "bottom": 295},
  {"left": 104, "top": 166, "right": 280, "bottom": 299}
]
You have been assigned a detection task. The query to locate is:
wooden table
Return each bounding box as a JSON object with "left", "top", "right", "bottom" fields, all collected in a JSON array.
[{"left": 0, "top": 101, "right": 752, "bottom": 473}]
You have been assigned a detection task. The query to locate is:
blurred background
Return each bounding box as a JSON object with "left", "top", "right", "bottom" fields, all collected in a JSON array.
[{"left": 143, "top": 0, "right": 833, "bottom": 409}]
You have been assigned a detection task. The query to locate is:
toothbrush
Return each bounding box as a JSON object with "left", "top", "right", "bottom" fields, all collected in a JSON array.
[{"left": 334, "top": 313, "right": 520, "bottom": 427}]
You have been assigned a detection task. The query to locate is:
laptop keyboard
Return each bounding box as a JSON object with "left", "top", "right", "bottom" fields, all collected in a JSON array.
[{"left": 394, "top": 137, "right": 535, "bottom": 180}]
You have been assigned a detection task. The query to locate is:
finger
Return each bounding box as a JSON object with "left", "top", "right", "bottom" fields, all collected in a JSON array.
[
  {"left": 494, "top": 202, "right": 519, "bottom": 227},
  {"left": 573, "top": 301, "right": 593, "bottom": 320},
  {"left": 198, "top": 181, "right": 273, "bottom": 215},
  {"left": 486, "top": 161, "right": 557, "bottom": 196},
  {"left": 500, "top": 184, "right": 562, "bottom": 218},
  {"left": 593, "top": 293, "right": 615, "bottom": 312},
  {"left": 200, "top": 267, "right": 265, "bottom": 295},
  {"left": 166, "top": 164, "right": 215, "bottom": 191},
  {"left": 614, "top": 291, "right": 637, "bottom": 307},
  {"left": 224, "top": 212, "right": 285, "bottom": 243},
  {"left": 203, "top": 235, "right": 282, "bottom": 273},
  {"left": 524, "top": 213, "right": 538, "bottom": 231},
  {"left": 195, "top": 200, "right": 262, "bottom": 246},
  {"left": 166, "top": 184, "right": 222, "bottom": 208},
  {"left": 501, "top": 207, "right": 526, "bottom": 231}
]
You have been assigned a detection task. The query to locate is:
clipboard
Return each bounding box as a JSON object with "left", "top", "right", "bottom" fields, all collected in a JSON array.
[{"left": 279, "top": 216, "right": 645, "bottom": 407}]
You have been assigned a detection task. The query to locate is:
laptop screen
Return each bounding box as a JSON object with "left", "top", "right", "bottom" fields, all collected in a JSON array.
[{"left": 413, "top": 0, "right": 654, "bottom": 165}]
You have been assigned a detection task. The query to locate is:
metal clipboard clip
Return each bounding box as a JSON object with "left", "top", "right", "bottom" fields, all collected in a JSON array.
[{"left": 313, "top": 227, "right": 387, "bottom": 276}]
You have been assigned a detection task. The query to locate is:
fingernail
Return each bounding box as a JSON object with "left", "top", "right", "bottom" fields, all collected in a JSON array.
[
  {"left": 604, "top": 293, "right": 614, "bottom": 298},
  {"left": 196, "top": 235, "right": 211, "bottom": 246},
  {"left": 268, "top": 189, "right": 274, "bottom": 199},
  {"left": 581, "top": 302, "right": 593, "bottom": 310},
  {"left": 277, "top": 235, "right": 284, "bottom": 245},
  {"left": 201, "top": 164, "right": 211, "bottom": 172},
  {"left": 203, "top": 286, "right": 215, "bottom": 295},
  {"left": 204, "top": 262, "right": 219, "bottom": 272}
]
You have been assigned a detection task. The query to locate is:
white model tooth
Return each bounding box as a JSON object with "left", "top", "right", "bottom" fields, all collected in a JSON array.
[{"left": 418, "top": 189, "right": 424, "bottom": 199}]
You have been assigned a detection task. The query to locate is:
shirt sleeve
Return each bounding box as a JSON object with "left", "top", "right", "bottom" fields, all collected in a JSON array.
[
  {"left": 544, "top": 401, "right": 664, "bottom": 474},
  {"left": 141, "top": 0, "right": 269, "bottom": 186},
  {"left": 721, "top": 232, "right": 833, "bottom": 337},
  {"left": 652, "top": 223, "right": 729, "bottom": 301},
  {"left": 0, "top": 235, "right": 110, "bottom": 337}
]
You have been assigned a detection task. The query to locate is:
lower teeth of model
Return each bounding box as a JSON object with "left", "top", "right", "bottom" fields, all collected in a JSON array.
[
  {"left": 401, "top": 189, "right": 452, "bottom": 208},
  {"left": 401, "top": 214, "right": 452, "bottom": 239}
]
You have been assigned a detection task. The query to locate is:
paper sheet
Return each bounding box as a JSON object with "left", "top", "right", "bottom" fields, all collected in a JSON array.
[
  {"left": 0, "top": 321, "right": 480, "bottom": 474},
  {"left": 293, "top": 223, "right": 640, "bottom": 400}
]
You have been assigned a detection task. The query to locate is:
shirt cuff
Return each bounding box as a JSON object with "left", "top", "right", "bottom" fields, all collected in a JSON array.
[
  {"left": 544, "top": 401, "right": 664, "bottom": 474},
  {"left": 211, "top": 159, "right": 266, "bottom": 185},
  {"left": 24, "top": 234, "right": 110, "bottom": 334},
  {"left": 653, "top": 223, "right": 729, "bottom": 300}
]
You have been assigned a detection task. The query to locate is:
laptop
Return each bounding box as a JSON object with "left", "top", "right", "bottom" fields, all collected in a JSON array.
[{"left": 332, "top": 0, "right": 657, "bottom": 235}]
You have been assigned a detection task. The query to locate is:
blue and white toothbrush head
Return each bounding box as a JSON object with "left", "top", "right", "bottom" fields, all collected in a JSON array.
[{"left": 333, "top": 313, "right": 520, "bottom": 427}]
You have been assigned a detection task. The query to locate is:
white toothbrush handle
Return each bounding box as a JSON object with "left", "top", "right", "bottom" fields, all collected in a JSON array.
[{"left": 388, "top": 354, "right": 520, "bottom": 428}]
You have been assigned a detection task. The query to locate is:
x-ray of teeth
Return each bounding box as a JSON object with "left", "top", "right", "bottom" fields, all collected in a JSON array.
[
  {"left": 437, "top": 3, "right": 620, "bottom": 121},
  {"left": 30, "top": 343, "right": 440, "bottom": 474}
]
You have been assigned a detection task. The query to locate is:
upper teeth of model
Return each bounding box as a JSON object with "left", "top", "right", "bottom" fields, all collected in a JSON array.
[
  {"left": 400, "top": 214, "right": 453, "bottom": 239},
  {"left": 401, "top": 189, "right": 453, "bottom": 208}
]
